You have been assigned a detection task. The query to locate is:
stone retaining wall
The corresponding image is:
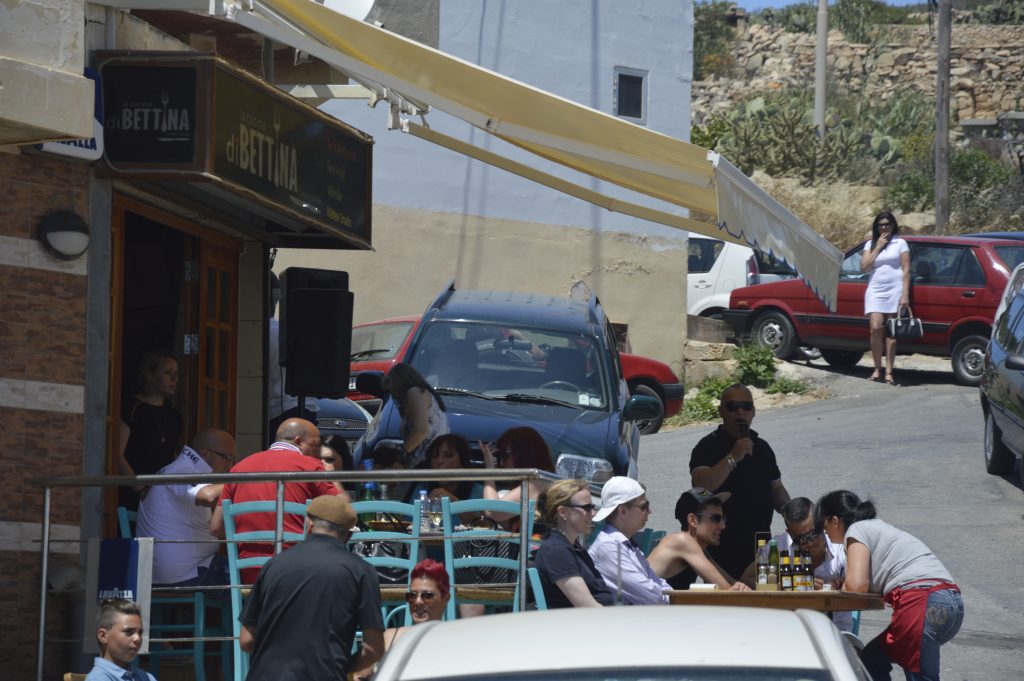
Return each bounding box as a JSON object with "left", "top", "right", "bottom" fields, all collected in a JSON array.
[{"left": 693, "top": 23, "right": 1024, "bottom": 125}]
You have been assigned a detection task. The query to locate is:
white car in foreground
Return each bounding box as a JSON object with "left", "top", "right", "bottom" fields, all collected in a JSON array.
[{"left": 373, "top": 606, "right": 870, "bottom": 681}]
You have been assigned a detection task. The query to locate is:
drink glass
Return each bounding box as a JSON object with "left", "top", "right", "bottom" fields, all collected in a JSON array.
[{"left": 428, "top": 497, "right": 443, "bottom": 532}]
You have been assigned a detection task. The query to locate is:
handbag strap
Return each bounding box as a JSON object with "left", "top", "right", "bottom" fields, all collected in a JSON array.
[{"left": 898, "top": 304, "right": 913, "bottom": 318}]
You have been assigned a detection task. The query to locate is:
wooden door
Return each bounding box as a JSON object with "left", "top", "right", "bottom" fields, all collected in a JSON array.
[{"left": 196, "top": 242, "right": 238, "bottom": 432}]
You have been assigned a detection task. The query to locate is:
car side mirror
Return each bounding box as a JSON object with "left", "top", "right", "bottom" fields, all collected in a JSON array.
[
  {"left": 1006, "top": 354, "right": 1024, "bottom": 371},
  {"left": 354, "top": 370, "right": 386, "bottom": 398},
  {"left": 623, "top": 395, "right": 662, "bottom": 422}
]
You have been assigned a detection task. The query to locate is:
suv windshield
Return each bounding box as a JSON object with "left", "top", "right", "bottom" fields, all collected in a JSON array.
[
  {"left": 351, "top": 321, "right": 414, "bottom": 360},
  {"left": 410, "top": 321, "right": 609, "bottom": 409}
]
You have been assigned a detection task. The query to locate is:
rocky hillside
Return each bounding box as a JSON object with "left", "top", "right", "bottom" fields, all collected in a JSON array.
[{"left": 693, "top": 23, "right": 1024, "bottom": 126}]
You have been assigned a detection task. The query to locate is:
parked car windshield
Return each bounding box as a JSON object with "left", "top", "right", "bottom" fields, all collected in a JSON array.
[
  {"left": 351, "top": 321, "right": 414, "bottom": 360},
  {"left": 410, "top": 321, "right": 609, "bottom": 409}
]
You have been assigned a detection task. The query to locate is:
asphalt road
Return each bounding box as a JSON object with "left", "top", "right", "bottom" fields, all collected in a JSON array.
[{"left": 636, "top": 360, "right": 1024, "bottom": 680}]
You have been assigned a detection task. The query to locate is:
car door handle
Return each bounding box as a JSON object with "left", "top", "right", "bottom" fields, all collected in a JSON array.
[
  {"left": 962, "top": 291, "right": 976, "bottom": 298},
  {"left": 694, "top": 284, "right": 711, "bottom": 289}
]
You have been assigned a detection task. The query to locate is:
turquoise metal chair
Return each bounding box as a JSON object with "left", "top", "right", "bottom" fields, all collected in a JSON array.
[
  {"left": 223, "top": 499, "right": 310, "bottom": 681},
  {"left": 634, "top": 528, "right": 667, "bottom": 556},
  {"left": 117, "top": 507, "right": 231, "bottom": 681},
  {"left": 349, "top": 499, "right": 423, "bottom": 626},
  {"left": 440, "top": 497, "right": 545, "bottom": 620}
]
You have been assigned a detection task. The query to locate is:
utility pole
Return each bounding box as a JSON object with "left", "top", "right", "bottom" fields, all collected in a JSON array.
[
  {"left": 814, "top": 0, "right": 827, "bottom": 138},
  {"left": 935, "top": 0, "right": 951, "bottom": 233}
]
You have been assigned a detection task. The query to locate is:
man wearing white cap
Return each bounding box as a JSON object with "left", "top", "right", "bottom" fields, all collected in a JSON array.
[{"left": 588, "top": 477, "right": 672, "bottom": 605}]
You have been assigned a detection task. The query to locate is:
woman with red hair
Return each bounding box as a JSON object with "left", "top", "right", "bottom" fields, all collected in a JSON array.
[
  {"left": 481, "top": 426, "right": 555, "bottom": 512},
  {"left": 351, "top": 559, "right": 450, "bottom": 680}
]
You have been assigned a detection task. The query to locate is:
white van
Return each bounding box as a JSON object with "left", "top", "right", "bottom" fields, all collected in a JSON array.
[{"left": 687, "top": 236, "right": 796, "bottom": 318}]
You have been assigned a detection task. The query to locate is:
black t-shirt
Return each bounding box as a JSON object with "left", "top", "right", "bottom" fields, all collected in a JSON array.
[
  {"left": 689, "top": 425, "right": 781, "bottom": 579},
  {"left": 534, "top": 529, "right": 615, "bottom": 608},
  {"left": 122, "top": 396, "right": 182, "bottom": 475},
  {"left": 241, "top": 534, "right": 384, "bottom": 680}
]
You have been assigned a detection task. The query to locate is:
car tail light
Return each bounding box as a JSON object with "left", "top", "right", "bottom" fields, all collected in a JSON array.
[{"left": 746, "top": 255, "right": 759, "bottom": 286}]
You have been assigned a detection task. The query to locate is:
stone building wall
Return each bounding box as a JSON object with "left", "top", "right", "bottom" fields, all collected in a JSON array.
[
  {"left": 0, "top": 152, "right": 90, "bottom": 679},
  {"left": 693, "top": 23, "right": 1024, "bottom": 125}
]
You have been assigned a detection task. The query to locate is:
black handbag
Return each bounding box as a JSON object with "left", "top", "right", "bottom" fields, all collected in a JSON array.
[{"left": 886, "top": 305, "right": 923, "bottom": 339}]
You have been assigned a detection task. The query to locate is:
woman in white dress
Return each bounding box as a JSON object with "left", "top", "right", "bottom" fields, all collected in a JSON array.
[{"left": 860, "top": 211, "right": 911, "bottom": 384}]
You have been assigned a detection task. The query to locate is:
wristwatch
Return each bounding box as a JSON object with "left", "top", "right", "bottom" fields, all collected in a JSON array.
[{"left": 725, "top": 455, "right": 737, "bottom": 470}]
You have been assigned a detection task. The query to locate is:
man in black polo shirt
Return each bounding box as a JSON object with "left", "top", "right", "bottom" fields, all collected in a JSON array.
[
  {"left": 240, "top": 495, "right": 384, "bottom": 680},
  {"left": 688, "top": 383, "right": 791, "bottom": 579}
]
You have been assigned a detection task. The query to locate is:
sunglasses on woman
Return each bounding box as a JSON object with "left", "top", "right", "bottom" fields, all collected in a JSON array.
[{"left": 405, "top": 590, "right": 437, "bottom": 603}]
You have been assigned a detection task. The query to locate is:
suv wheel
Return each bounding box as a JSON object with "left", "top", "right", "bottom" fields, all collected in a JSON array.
[
  {"left": 751, "top": 311, "right": 798, "bottom": 360},
  {"left": 820, "top": 349, "right": 865, "bottom": 369},
  {"left": 984, "top": 412, "right": 1015, "bottom": 475},
  {"left": 630, "top": 383, "right": 664, "bottom": 435},
  {"left": 951, "top": 334, "right": 988, "bottom": 386}
]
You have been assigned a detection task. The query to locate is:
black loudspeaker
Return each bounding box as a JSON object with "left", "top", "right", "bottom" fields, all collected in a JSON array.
[{"left": 279, "top": 267, "right": 352, "bottom": 399}]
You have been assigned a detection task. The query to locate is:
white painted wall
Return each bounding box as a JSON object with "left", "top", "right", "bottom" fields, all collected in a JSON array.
[
  {"left": 319, "top": 0, "right": 695, "bottom": 237},
  {"left": 283, "top": 0, "right": 696, "bottom": 368}
]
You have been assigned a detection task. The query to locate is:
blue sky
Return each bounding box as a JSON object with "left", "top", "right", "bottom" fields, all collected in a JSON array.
[{"left": 738, "top": 0, "right": 925, "bottom": 10}]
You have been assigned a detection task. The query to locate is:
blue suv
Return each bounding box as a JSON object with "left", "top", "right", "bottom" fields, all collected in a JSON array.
[{"left": 353, "top": 283, "right": 660, "bottom": 482}]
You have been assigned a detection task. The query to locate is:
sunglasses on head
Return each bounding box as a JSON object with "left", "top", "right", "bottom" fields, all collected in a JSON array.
[
  {"left": 724, "top": 401, "right": 754, "bottom": 412},
  {"left": 405, "top": 590, "right": 438, "bottom": 603},
  {"left": 696, "top": 512, "right": 726, "bottom": 524}
]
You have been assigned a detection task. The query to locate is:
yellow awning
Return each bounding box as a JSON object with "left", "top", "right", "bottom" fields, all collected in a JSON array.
[{"left": 227, "top": 0, "right": 843, "bottom": 308}]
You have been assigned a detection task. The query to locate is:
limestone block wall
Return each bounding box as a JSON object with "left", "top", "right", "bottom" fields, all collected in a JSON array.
[{"left": 693, "top": 23, "right": 1024, "bottom": 125}]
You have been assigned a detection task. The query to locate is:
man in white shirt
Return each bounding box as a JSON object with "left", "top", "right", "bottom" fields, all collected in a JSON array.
[
  {"left": 588, "top": 477, "right": 671, "bottom": 605},
  {"left": 740, "top": 496, "right": 852, "bottom": 631},
  {"left": 136, "top": 428, "right": 236, "bottom": 586}
]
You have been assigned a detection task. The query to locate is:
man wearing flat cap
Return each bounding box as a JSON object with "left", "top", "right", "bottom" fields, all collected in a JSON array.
[
  {"left": 240, "top": 495, "right": 384, "bottom": 680},
  {"left": 588, "top": 477, "right": 671, "bottom": 604}
]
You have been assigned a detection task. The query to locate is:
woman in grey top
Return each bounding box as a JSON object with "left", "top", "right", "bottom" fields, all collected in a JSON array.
[{"left": 816, "top": 490, "right": 962, "bottom": 681}]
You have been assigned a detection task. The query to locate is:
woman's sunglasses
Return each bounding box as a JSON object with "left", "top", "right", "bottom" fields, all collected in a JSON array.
[{"left": 405, "top": 590, "right": 438, "bottom": 603}]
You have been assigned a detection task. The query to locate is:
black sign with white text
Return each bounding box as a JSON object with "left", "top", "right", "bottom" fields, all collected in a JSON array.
[{"left": 96, "top": 52, "right": 373, "bottom": 247}]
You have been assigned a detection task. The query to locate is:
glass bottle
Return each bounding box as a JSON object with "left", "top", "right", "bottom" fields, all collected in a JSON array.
[
  {"left": 767, "top": 539, "right": 780, "bottom": 588},
  {"left": 780, "top": 553, "right": 793, "bottom": 591},
  {"left": 358, "top": 459, "right": 377, "bottom": 524}
]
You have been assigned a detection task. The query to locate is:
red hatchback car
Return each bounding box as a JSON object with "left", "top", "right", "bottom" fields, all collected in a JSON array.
[
  {"left": 721, "top": 235, "right": 1024, "bottom": 386},
  {"left": 348, "top": 315, "right": 683, "bottom": 433}
]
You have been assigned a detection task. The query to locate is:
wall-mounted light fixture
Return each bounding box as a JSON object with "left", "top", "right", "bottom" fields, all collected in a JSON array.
[{"left": 37, "top": 211, "right": 90, "bottom": 261}]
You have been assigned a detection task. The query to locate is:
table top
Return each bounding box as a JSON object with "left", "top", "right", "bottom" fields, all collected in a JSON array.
[{"left": 666, "top": 589, "right": 883, "bottom": 612}]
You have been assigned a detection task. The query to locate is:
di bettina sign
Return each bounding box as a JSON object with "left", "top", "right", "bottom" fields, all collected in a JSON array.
[
  {"left": 211, "top": 67, "right": 371, "bottom": 235},
  {"left": 97, "top": 52, "right": 373, "bottom": 243}
]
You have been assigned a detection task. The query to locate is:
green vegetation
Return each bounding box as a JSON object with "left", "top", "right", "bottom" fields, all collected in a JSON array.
[
  {"left": 884, "top": 145, "right": 1023, "bottom": 229},
  {"left": 665, "top": 345, "right": 810, "bottom": 427},
  {"left": 973, "top": 0, "right": 1024, "bottom": 24},
  {"left": 694, "top": 87, "right": 933, "bottom": 186},
  {"left": 694, "top": 1, "right": 739, "bottom": 80},
  {"left": 752, "top": 0, "right": 925, "bottom": 39}
]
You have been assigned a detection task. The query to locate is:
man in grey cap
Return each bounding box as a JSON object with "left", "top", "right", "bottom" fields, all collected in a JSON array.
[
  {"left": 588, "top": 476, "right": 671, "bottom": 604},
  {"left": 647, "top": 487, "right": 751, "bottom": 591},
  {"left": 240, "top": 495, "right": 384, "bottom": 680}
]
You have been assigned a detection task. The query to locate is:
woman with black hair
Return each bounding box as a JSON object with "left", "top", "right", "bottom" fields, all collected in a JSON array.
[
  {"left": 382, "top": 363, "right": 449, "bottom": 467},
  {"left": 816, "top": 490, "right": 963, "bottom": 681},
  {"left": 320, "top": 434, "right": 354, "bottom": 494},
  {"left": 860, "top": 211, "right": 911, "bottom": 384}
]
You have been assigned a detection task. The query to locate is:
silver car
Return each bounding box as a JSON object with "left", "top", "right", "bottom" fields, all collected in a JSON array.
[{"left": 372, "top": 606, "right": 870, "bottom": 681}]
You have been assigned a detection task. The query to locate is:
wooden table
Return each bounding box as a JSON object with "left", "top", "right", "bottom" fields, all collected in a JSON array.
[{"left": 666, "top": 589, "right": 883, "bottom": 612}]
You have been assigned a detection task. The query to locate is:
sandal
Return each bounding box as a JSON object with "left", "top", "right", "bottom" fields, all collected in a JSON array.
[
  {"left": 869, "top": 371, "right": 882, "bottom": 382},
  {"left": 885, "top": 373, "right": 896, "bottom": 385}
]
